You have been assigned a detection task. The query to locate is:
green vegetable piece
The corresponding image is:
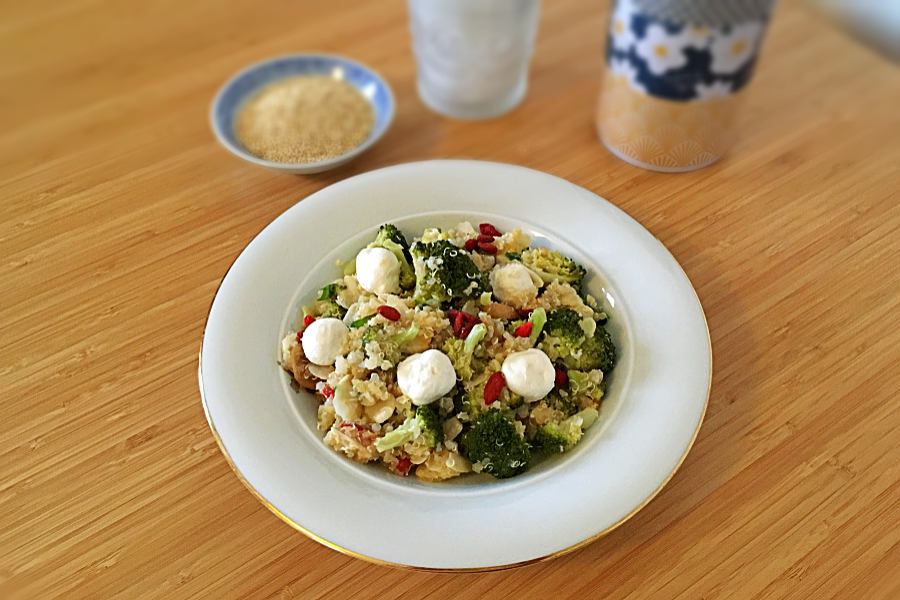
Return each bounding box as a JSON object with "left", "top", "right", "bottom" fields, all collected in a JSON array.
[
  {"left": 392, "top": 322, "right": 420, "bottom": 345},
  {"left": 317, "top": 283, "right": 338, "bottom": 302},
  {"left": 463, "top": 323, "right": 487, "bottom": 354},
  {"left": 370, "top": 224, "right": 415, "bottom": 290},
  {"left": 578, "top": 407, "right": 599, "bottom": 429},
  {"left": 374, "top": 416, "right": 416, "bottom": 452},
  {"left": 410, "top": 240, "right": 489, "bottom": 306},
  {"left": 528, "top": 307, "right": 547, "bottom": 346},
  {"left": 373, "top": 404, "right": 444, "bottom": 452},
  {"left": 315, "top": 282, "right": 347, "bottom": 319},
  {"left": 351, "top": 313, "right": 376, "bottom": 328},
  {"left": 415, "top": 404, "right": 444, "bottom": 448},
  {"left": 563, "top": 325, "right": 616, "bottom": 374},
  {"left": 462, "top": 409, "right": 531, "bottom": 479},
  {"left": 521, "top": 247, "right": 586, "bottom": 292},
  {"left": 567, "top": 369, "right": 605, "bottom": 403},
  {"left": 533, "top": 418, "right": 583, "bottom": 454}
]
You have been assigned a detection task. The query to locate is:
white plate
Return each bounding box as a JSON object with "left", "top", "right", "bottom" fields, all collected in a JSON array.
[{"left": 199, "top": 160, "right": 711, "bottom": 571}]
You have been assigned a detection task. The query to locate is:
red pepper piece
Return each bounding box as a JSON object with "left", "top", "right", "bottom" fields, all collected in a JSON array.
[
  {"left": 322, "top": 386, "right": 335, "bottom": 399},
  {"left": 303, "top": 315, "right": 316, "bottom": 328},
  {"left": 477, "top": 242, "right": 498, "bottom": 255},
  {"left": 464, "top": 238, "right": 478, "bottom": 252},
  {"left": 476, "top": 233, "right": 495, "bottom": 244},
  {"left": 459, "top": 322, "right": 475, "bottom": 339},
  {"left": 376, "top": 305, "right": 402, "bottom": 321},
  {"left": 484, "top": 371, "right": 506, "bottom": 405},
  {"left": 480, "top": 223, "right": 502, "bottom": 237},
  {"left": 521, "top": 308, "right": 534, "bottom": 319},
  {"left": 397, "top": 457, "right": 412, "bottom": 475},
  {"left": 514, "top": 322, "right": 533, "bottom": 338},
  {"left": 555, "top": 368, "right": 567, "bottom": 388}
]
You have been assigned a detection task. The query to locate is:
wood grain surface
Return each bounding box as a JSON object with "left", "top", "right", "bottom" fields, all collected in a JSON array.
[{"left": 3, "top": 0, "right": 900, "bottom": 598}]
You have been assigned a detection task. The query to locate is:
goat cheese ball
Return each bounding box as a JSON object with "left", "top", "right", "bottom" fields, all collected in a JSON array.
[
  {"left": 501, "top": 349, "right": 555, "bottom": 401},
  {"left": 490, "top": 262, "right": 540, "bottom": 308},
  {"left": 356, "top": 247, "right": 400, "bottom": 295},
  {"left": 302, "top": 318, "right": 349, "bottom": 365},
  {"left": 397, "top": 349, "right": 457, "bottom": 405}
]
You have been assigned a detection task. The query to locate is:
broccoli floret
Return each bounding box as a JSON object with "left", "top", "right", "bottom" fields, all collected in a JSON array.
[
  {"left": 534, "top": 419, "right": 582, "bottom": 453},
  {"left": 542, "top": 308, "right": 586, "bottom": 356},
  {"left": 370, "top": 224, "right": 415, "bottom": 290},
  {"left": 544, "top": 391, "right": 579, "bottom": 417},
  {"left": 442, "top": 323, "right": 487, "bottom": 381},
  {"left": 567, "top": 369, "right": 606, "bottom": 405},
  {"left": 415, "top": 404, "right": 444, "bottom": 448},
  {"left": 533, "top": 407, "right": 599, "bottom": 454},
  {"left": 455, "top": 383, "right": 486, "bottom": 421},
  {"left": 410, "top": 240, "right": 489, "bottom": 306},
  {"left": 462, "top": 409, "right": 531, "bottom": 479},
  {"left": 361, "top": 322, "right": 421, "bottom": 367},
  {"left": 443, "top": 339, "right": 472, "bottom": 380},
  {"left": 315, "top": 282, "right": 347, "bottom": 319},
  {"left": 373, "top": 224, "right": 411, "bottom": 257},
  {"left": 521, "top": 247, "right": 586, "bottom": 291},
  {"left": 374, "top": 404, "right": 445, "bottom": 452},
  {"left": 563, "top": 326, "right": 616, "bottom": 374}
]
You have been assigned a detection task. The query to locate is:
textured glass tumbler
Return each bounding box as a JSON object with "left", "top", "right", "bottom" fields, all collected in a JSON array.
[
  {"left": 408, "top": 0, "right": 541, "bottom": 120},
  {"left": 597, "top": 0, "right": 776, "bottom": 172}
]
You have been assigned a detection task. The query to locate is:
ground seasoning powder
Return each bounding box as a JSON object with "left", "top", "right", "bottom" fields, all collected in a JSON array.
[{"left": 236, "top": 75, "right": 375, "bottom": 164}]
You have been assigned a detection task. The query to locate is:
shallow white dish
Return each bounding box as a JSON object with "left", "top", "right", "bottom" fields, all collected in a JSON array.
[{"left": 199, "top": 160, "right": 711, "bottom": 570}]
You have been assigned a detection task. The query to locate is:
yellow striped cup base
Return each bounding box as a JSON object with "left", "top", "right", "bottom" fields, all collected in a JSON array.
[{"left": 596, "top": 69, "right": 739, "bottom": 172}]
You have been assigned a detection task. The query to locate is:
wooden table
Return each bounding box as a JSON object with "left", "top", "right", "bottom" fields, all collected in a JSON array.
[{"left": 3, "top": 0, "right": 900, "bottom": 597}]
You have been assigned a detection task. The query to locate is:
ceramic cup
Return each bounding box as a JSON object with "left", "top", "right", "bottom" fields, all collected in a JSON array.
[
  {"left": 408, "top": 0, "right": 541, "bottom": 120},
  {"left": 597, "top": 0, "right": 777, "bottom": 172}
]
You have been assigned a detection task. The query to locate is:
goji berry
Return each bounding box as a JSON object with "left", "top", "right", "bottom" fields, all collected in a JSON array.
[
  {"left": 464, "top": 238, "right": 478, "bottom": 252},
  {"left": 460, "top": 311, "right": 478, "bottom": 323},
  {"left": 477, "top": 242, "right": 498, "bottom": 254},
  {"left": 303, "top": 315, "right": 316, "bottom": 328},
  {"left": 454, "top": 311, "right": 465, "bottom": 337},
  {"left": 397, "top": 457, "right": 412, "bottom": 475},
  {"left": 296, "top": 331, "right": 303, "bottom": 342},
  {"left": 477, "top": 233, "right": 495, "bottom": 243},
  {"left": 376, "top": 305, "right": 401, "bottom": 321},
  {"left": 555, "top": 368, "right": 567, "bottom": 387},
  {"left": 480, "top": 223, "right": 502, "bottom": 237},
  {"left": 513, "top": 322, "right": 533, "bottom": 338},
  {"left": 484, "top": 371, "right": 506, "bottom": 405}
]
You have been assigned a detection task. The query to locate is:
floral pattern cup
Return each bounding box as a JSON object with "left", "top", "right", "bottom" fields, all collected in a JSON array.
[{"left": 597, "top": 0, "right": 776, "bottom": 172}]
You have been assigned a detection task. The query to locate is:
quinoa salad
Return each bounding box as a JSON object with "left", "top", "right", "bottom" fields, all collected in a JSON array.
[{"left": 278, "top": 222, "right": 617, "bottom": 481}]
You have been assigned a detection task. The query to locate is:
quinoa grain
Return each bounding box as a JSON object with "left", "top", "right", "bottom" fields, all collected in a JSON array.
[{"left": 236, "top": 75, "right": 374, "bottom": 164}]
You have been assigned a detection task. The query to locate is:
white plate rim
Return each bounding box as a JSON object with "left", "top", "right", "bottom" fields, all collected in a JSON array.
[{"left": 198, "top": 160, "right": 712, "bottom": 571}]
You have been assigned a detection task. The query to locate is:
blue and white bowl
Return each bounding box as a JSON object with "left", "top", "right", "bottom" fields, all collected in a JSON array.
[{"left": 210, "top": 54, "right": 395, "bottom": 174}]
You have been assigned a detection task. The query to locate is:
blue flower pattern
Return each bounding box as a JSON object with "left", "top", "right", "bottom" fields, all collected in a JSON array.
[{"left": 607, "top": 0, "right": 770, "bottom": 102}]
